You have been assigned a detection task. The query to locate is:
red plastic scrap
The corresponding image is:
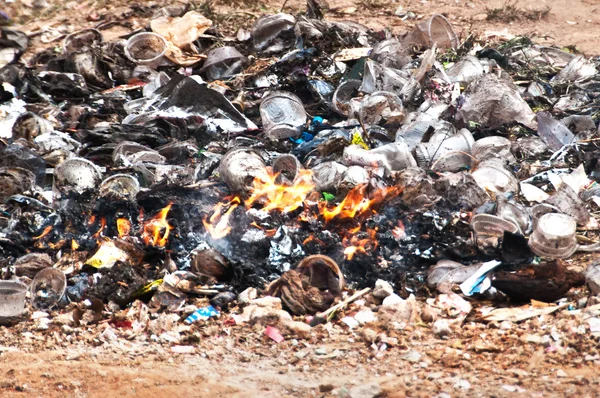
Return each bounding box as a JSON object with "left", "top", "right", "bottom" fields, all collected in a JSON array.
[{"left": 265, "top": 325, "right": 284, "bottom": 343}]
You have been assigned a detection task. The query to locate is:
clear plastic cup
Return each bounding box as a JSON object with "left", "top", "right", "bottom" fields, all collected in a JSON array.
[
  {"left": 0, "top": 281, "right": 28, "bottom": 317},
  {"left": 125, "top": 32, "right": 168, "bottom": 69}
]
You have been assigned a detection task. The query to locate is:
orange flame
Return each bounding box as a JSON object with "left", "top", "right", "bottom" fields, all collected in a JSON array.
[
  {"left": 33, "top": 225, "right": 52, "bottom": 240},
  {"left": 203, "top": 198, "right": 240, "bottom": 240},
  {"left": 71, "top": 239, "right": 80, "bottom": 251},
  {"left": 318, "top": 185, "right": 400, "bottom": 224},
  {"left": 92, "top": 217, "right": 106, "bottom": 239},
  {"left": 117, "top": 218, "right": 131, "bottom": 238},
  {"left": 250, "top": 222, "right": 277, "bottom": 237},
  {"left": 343, "top": 228, "right": 378, "bottom": 260},
  {"left": 141, "top": 203, "right": 173, "bottom": 247},
  {"left": 245, "top": 169, "right": 315, "bottom": 213}
]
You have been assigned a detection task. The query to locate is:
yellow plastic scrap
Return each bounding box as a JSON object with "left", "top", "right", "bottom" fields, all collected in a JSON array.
[
  {"left": 351, "top": 129, "right": 369, "bottom": 150},
  {"left": 85, "top": 239, "right": 128, "bottom": 269},
  {"left": 132, "top": 279, "right": 164, "bottom": 299}
]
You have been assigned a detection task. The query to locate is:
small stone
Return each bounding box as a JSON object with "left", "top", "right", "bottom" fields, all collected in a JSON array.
[
  {"left": 36, "top": 318, "right": 51, "bottom": 331},
  {"left": 319, "top": 384, "right": 335, "bottom": 393},
  {"left": 315, "top": 347, "right": 328, "bottom": 355},
  {"left": 472, "top": 13, "right": 487, "bottom": 21},
  {"left": 557, "top": 369, "right": 567, "bottom": 378},
  {"left": 499, "top": 321, "right": 513, "bottom": 330},
  {"left": 61, "top": 325, "right": 73, "bottom": 334},
  {"left": 453, "top": 379, "right": 471, "bottom": 390},
  {"left": 373, "top": 279, "right": 393, "bottom": 299},
  {"left": 432, "top": 319, "right": 451, "bottom": 337},
  {"left": 400, "top": 349, "right": 422, "bottom": 363},
  {"left": 354, "top": 308, "right": 377, "bottom": 325},
  {"left": 348, "top": 382, "right": 382, "bottom": 398}
]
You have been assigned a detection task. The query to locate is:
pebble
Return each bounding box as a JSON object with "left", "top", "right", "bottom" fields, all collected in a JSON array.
[
  {"left": 432, "top": 319, "right": 451, "bottom": 337},
  {"left": 348, "top": 382, "right": 382, "bottom": 398}
]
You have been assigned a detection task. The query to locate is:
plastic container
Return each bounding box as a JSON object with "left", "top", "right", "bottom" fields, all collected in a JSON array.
[
  {"left": 0, "top": 280, "right": 28, "bottom": 317},
  {"left": 124, "top": 32, "right": 168, "bottom": 69}
]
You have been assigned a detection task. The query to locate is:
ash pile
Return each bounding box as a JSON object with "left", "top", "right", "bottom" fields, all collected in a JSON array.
[{"left": 1, "top": 3, "right": 600, "bottom": 339}]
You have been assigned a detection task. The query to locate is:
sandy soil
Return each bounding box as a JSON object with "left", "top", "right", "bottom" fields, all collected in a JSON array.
[{"left": 2, "top": 0, "right": 600, "bottom": 397}]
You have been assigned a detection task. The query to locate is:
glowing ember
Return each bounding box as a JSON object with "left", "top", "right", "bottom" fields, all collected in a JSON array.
[
  {"left": 392, "top": 220, "right": 406, "bottom": 241},
  {"left": 92, "top": 217, "right": 107, "bottom": 239},
  {"left": 33, "top": 225, "right": 52, "bottom": 240},
  {"left": 343, "top": 228, "right": 378, "bottom": 260},
  {"left": 245, "top": 169, "right": 315, "bottom": 213},
  {"left": 203, "top": 198, "right": 240, "bottom": 240},
  {"left": 117, "top": 218, "right": 131, "bottom": 238},
  {"left": 141, "top": 203, "right": 173, "bottom": 247}
]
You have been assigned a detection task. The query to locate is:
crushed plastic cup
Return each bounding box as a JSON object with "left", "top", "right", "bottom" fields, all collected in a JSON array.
[
  {"left": 470, "top": 214, "right": 519, "bottom": 255},
  {"left": 264, "top": 123, "right": 301, "bottom": 140},
  {"left": 414, "top": 129, "right": 474, "bottom": 172},
  {"left": 332, "top": 79, "right": 362, "bottom": 116},
  {"left": 125, "top": 32, "right": 168, "bottom": 69},
  {"left": 272, "top": 154, "right": 302, "bottom": 186},
  {"left": 471, "top": 158, "right": 519, "bottom": 195},
  {"left": 53, "top": 157, "right": 103, "bottom": 203},
  {"left": 544, "top": 182, "right": 590, "bottom": 226},
  {"left": 472, "top": 136, "right": 515, "bottom": 163},
  {"left": 536, "top": 112, "right": 576, "bottom": 151},
  {"left": 0, "top": 280, "right": 28, "bottom": 317},
  {"left": 0, "top": 167, "right": 36, "bottom": 203},
  {"left": 343, "top": 142, "right": 416, "bottom": 173},
  {"left": 200, "top": 46, "right": 247, "bottom": 81},
  {"left": 63, "top": 29, "right": 102, "bottom": 53},
  {"left": 403, "top": 14, "right": 458, "bottom": 50},
  {"left": 31, "top": 268, "right": 67, "bottom": 310},
  {"left": 252, "top": 13, "right": 295, "bottom": 51},
  {"left": 98, "top": 174, "right": 140, "bottom": 201}
]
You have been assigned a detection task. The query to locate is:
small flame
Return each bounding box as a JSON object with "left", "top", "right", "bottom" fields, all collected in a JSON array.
[
  {"left": 203, "top": 198, "right": 240, "bottom": 240},
  {"left": 141, "top": 203, "right": 173, "bottom": 247},
  {"left": 343, "top": 228, "right": 378, "bottom": 260},
  {"left": 318, "top": 185, "right": 400, "bottom": 224},
  {"left": 88, "top": 215, "right": 96, "bottom": 225},
  {"left": 245, "top": 169, "right": 315, "bottom": 213},
  {"left": 92, "top": 217, "right": 107, "bottom": 240},
  {"left": 250, "top": 221, "right": 277, "bottom": 237},
  {"left": 71, "top": 239, "right": 80, "bottom": 251},
  {"left": 33, "top": 225, "right": 52, "bottom": 240},
  {"left": 117, "top": 218, "right": 131, "bottom": 238}
]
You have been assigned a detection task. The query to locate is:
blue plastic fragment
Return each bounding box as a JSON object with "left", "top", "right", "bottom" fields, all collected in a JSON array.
[{"left": 184, "top": 305, "right": 220, "bottom": 324}]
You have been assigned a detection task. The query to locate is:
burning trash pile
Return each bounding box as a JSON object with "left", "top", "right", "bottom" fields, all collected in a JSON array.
[{"left": 2, "top": 4, "right": 600, "bottom": 343}]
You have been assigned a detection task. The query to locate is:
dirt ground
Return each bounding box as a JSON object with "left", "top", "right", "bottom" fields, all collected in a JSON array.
[{"left": 2, "top": 0, "right": 600, "bottom": 397}]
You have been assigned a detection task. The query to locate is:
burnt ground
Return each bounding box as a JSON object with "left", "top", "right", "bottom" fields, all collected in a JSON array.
[{"left": 2, "top": 0, "right": 600, "bottom": 397}]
